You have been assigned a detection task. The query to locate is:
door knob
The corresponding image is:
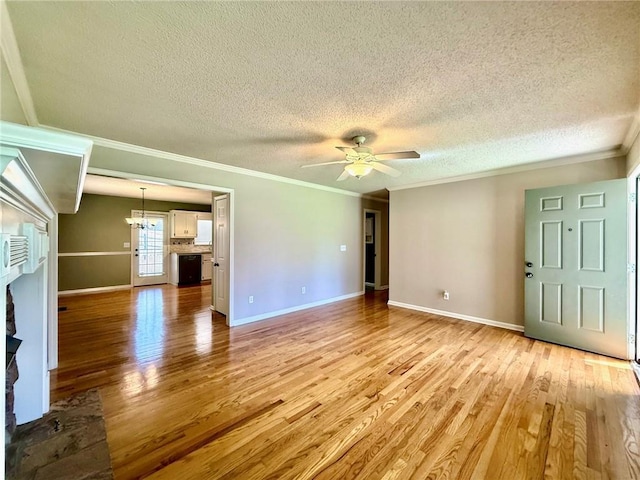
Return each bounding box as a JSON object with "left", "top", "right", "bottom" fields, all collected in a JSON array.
[
  {"left": 214, "top": 262, "right": 220, "bottom": 267},
  {"left": 525, "top": 272, "right": 533, "bottom": 278},
  {"left": 525, "top": 262, "right": 533, "bottom": 268}
]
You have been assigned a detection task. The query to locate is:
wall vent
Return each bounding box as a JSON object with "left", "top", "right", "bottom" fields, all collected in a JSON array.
[
  {"left": 9, "top": 236, "right": 28, "bottom": 268},
  {"left": 0, "top": 224, "right": 48, "bottom": 278}
]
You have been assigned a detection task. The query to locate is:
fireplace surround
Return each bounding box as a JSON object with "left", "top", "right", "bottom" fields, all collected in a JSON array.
[{"left": 1, "top": 121, "right": 93, "bottom": 466}]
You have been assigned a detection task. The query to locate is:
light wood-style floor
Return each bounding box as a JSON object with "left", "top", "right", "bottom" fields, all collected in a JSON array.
[{"left": 54, "top": 285, "right": 640, "bottom": 479}]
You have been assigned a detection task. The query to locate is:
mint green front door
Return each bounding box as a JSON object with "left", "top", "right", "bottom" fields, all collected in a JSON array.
[{"left": 524, "top": 179, "right": 628, "bottom": 359}]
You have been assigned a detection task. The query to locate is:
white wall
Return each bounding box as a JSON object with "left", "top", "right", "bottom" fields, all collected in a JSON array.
[
  {"left": 389, "top": 156, "right": 626, "bottom": 327},
  {"left": 88, "top": 145, "right": 363, "bottom": 324}
]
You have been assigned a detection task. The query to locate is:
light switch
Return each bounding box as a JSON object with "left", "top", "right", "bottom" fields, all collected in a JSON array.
[
  {"left": 340, "top": 245, "right": 347, "bottom": 251},
  {"left": 123, "top": 242, "right": 130, "bottom": 248}
]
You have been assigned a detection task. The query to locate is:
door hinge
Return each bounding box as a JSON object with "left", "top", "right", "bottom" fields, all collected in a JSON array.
[
  {"left": 629, "top": 334, "right": 636, "bottom": 345},
  {"left": 629, "top": 263, "right": 636, "bottom": 274},
  {"left": 630, "top": 192, "right": 637, "bottom": 203}
]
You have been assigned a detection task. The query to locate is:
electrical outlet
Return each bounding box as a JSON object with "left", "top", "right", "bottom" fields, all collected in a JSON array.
[
  {"left": 443, "top": 290, "right": 450, "bottom": 300},
  {"left": 248, "top": 296, "right": 254, "bottom": 304},
  {"left": 301, "top": 286, "right": 306, "bottom": 294},
  {"left": 123, "top": 242, "right": 130, "bottom": 248},
  {"left": 340, "top": 245, "right": 347, "bottom": 251}
]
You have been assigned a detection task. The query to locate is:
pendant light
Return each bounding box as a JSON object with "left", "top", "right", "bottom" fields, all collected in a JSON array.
[{"left": 125, "top": 187, "right": 156, "bottom": 229}]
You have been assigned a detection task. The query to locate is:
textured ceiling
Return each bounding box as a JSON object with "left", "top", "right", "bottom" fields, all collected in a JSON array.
[
  {"left": 83, "top": 174, "right": 214, "bottom": 205},
  {"left": 6, "top": 1, "right": 640, "bottom": 194}
]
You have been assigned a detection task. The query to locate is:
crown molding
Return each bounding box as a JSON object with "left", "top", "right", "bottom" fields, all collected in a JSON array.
[
  {"left": 622, "top": 107, "right": 640, "bottom": 154},
  {"left": 0, "top": 121, "right": 93, "bottom": 212},
  {"left": 1, "top": 122, "right": 92, "bottom": 158},
  {"left": 0, "top": 2, "right": 38, "bottom": 126},
  {"left": 41, "top": 125, "right": 362, "bottom": 198},
  {"left": 388, "top": 147, "right": 624, "bottom": 192}
]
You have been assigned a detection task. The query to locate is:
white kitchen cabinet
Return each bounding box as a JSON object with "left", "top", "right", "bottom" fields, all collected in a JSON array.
[
  {"left": 170, "top": 210, "right": 198, "bottom": 238},
  {"left": 201, "top": 253, "right": 212, "bottom": 281}
]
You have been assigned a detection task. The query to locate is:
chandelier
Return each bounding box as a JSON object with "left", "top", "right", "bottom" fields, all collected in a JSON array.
[{"left": 125, "top": 187, "right": 156, "bottom": 229}]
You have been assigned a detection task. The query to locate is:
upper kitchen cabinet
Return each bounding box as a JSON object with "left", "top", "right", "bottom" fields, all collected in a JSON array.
[{"left": 170, "top": 210, "right": 198, "bottom": 238}]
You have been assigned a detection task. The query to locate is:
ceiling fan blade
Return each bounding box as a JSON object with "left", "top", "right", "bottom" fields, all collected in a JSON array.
[
  {"left": 371, "top": 162, "right": 401, "bottom": 177},
  {"left": 336, "top": 170, "right": 350, "bottom": 181},
  {"left": 301, "top": 160, "right": 350, "bottom": 168},
  {"left": 374, "top": 151, "right": 421, "bottom": 161},
  {"left": 335, "top": 146, "right": 357, "bottom": 155}
]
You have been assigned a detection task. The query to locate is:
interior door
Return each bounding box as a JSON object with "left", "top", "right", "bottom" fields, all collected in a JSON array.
[
  {"left": 524, "top": 179, "right": 628, "bottom": 359},
  {"left": 213, "top": 195, "right": 229, "bottom": 315},
  {"left": 131, "top": 212, "right": 169, "bottom": 287}
]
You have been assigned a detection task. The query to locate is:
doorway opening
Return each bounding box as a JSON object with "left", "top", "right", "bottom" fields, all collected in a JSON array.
[
  {"left": 364, "top": 209, "right": 382, "bottom": 291},
  {"left": 89, "top": 169, "right": 235, "bottom": 326}
]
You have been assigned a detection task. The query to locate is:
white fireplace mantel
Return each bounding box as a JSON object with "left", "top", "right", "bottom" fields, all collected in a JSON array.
[{"left": 0, "top": 122, "right": 93, "bottom": 456}]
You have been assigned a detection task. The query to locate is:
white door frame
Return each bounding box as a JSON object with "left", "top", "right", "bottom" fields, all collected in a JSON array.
[
  {"left": 89, "top": 167, "right": 235, "bottom": 326},
  {"left": 629, "top": 168, "right": 639, "bottom": 361},
  {"left": 363, "top": 209, "right": 382, "bottom": 290}
]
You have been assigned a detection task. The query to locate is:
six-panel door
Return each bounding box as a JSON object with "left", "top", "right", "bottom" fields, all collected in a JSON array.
[{"left": 524, "top": 179, "right": 628, "bottom": 359}]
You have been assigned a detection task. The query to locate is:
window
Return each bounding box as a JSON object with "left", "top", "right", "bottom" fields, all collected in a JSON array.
[{"left": 194, "top": 219, "right": 212, "bottom": 245}]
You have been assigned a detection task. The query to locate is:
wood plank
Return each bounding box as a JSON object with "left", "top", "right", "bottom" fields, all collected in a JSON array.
[{"left": 49, "top": 285, "right": 640, "bottom": 479}]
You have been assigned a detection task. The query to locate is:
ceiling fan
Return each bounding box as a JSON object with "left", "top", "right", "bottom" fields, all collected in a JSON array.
[{"left": 302, "top": 135, "right": 420, "bottom": 181}]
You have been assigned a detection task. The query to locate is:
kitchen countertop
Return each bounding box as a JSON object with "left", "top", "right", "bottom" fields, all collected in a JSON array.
[
  {"left": 170, "top": 247, "right": 212, "bottom": 254},
  {"left": 172, "top": 251, "right": 212, "bottom": 256}
]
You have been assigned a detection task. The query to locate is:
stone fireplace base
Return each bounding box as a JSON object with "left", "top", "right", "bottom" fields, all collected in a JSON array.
[
  {"left": 5, "top": 285, "right": 18, "bottom": 443},
  {"left": 5, "top": 389, "right": 113, "bottom": 480}
]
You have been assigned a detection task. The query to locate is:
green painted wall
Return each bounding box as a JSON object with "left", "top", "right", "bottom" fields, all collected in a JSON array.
[
  {"left": 59, "top": 256, "right": 132, "bottom": 291},
  {"left": 58, "top": 193, "right": 210, "bottom": 291}
]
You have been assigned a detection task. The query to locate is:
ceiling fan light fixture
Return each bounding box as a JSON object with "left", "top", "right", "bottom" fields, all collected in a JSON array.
[
  {"left": 345, "top": 163, "right": 373, "bottom": 178},
  {"left": 303, "top": 134, "right": 415, "bottom": 181}
]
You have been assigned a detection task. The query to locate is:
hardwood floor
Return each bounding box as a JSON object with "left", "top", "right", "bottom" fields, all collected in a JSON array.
[{"left": 54, "top": 285, "right": 640, "bottom": 479}]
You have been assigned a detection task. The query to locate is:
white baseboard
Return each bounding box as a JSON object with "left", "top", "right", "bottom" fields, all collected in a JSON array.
[
  {"left": 387, "top": 300, "right": 524, "bottom": 332},
  {"left": 58, "top": 284, "right": 132, "bottom": 296},
  {"left": 377, "top": 285, "right": 389, "bottom": 291},
  {"left": 231, "top": 291, "right": 364, "bottom": 327},
  {"left": 365, "top": 282, "right": 375, "bottom": 287}
]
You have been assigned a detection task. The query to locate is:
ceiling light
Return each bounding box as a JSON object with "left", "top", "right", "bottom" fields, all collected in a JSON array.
[
  {"left": 125, "top": 187, "right": 156, "bottom": 229},
  {"left": 344, "top": 163, "right": 374, "bottom": 179}
]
